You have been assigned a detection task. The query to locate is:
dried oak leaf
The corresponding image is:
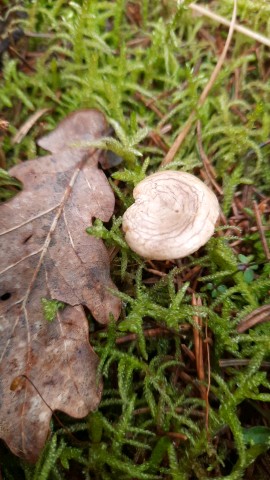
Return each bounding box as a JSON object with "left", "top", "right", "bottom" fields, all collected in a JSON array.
[{"left": 0, "top": 109, "right": 121, "bottom": 462}]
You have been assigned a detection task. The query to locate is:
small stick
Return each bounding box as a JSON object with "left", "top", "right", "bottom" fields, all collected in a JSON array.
[
  {"left": 237, "top": 304, "right": 270, "bottom": 333},
  {"left": 219, "top": 358, "right": 270, "bottom": 368},
  {"left": 253, "top": 200, "right": 270, "bottom": 261},
  {"left": 164, "top": 431, "right": 187, "bottom": 441},
  {"left": 192, "top": 295, "right": 206, "bottom": 400},
  {"left": 148, "top": 130, "right": 169, "bottom": 153},
  {"left": 8, "top": 45, "right": 36, "bottom": 72},
  {"left": 196, "top": 120, "right": 223, "bottom": 195},
  {"left": 204, "top": 319, "right": 211, "bottom": 435},
  {"left": 189, "top": 3, "right": 270, "bottom": 48},
  {"left": 134, "top": 91, "right": 164, "bottom": 119},
  {"left": 181, "top": 343, "right": 196, "bottom": 362},
  {"left": 145, "top": 268, "right": 167, "bottom": 277},
  {"left": 115, "top": 327, "right": 174, "bottom": 344},
  {"left": 161, "top": 0, "right": 238, "bottom": 166},
  {"left": 12, "top": 108, "right": 50, "bottom": 144},
  {"left": 133, "top": 406, "right": 205, "bottom": 417}
]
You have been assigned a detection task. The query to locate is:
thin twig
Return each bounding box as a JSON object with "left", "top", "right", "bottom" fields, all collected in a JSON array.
[
  {"left": 115, "top": 327, "right": 174, "bottom": 344},
  {"left": 237, "top": 304, "right": 270, "bottom": 333},
  {"left": 8, "top": 45, "right": 36, "bottom": 72},
  {"left": 196, "top": 120, "right": 223, "bottom": 195},
  {"left": 163, "top": 431, "right": 187, "bottom": 441},
  {"left": 25, "top": 31, "right": 55, "bottom": 39},
  {"left": 181, "top": 343, "right": 195, "bottom": 362},
  {"left": 204, "top": 319, "right": 211, "bottom": 435},
  {"left": 145, "top": 268, "right": 167, "bottom": 277},
  {"left": 161, "top": 0, "right": 238, "bottom": 166},
  {"left": 189, "top": 3, "right": 270, "bottom": 48},
  {"left": 253, "top": 200, "right": 270, "bottom": 261},
  {"left": 12, "top": 108, "right": 50, "bottom": 144},
  {"left": 133, "top": 406, "right": 205, "bottom": 417},
  {"left": 134, "top": 92, "right": 164, "bottom": 119},
  {"left": 192, "top": 295, "right": 206, "bottom": 400},
  {"left": 219, "top": 359, "right": 270, "bottom": 368}
]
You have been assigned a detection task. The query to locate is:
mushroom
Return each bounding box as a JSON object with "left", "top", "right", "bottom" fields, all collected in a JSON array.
[{"left": 122, "top": 170, "right": 220, "bottom": 260}]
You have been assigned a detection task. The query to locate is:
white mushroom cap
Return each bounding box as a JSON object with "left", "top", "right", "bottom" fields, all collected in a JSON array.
[{"left": 122, "top": 170, "right": 220, "bottom": 260}]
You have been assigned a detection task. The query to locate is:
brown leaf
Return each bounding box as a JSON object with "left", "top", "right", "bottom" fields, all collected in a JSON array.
[{"left": 0, "top": 109, "right": 121, "bottom": 462}]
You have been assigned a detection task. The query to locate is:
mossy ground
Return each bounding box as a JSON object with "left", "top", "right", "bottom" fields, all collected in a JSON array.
[{"left": 0, "top": 1, "right": 270, "bottom": 479}]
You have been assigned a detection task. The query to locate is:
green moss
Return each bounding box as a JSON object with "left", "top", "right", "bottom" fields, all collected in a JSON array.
[{"left": 41, "top": 298, "right": 66, "bottom": 323}]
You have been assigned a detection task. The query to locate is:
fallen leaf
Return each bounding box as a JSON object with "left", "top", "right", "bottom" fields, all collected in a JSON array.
[{"left": 0, "top": 109, "right": 121, "bottom": 462}]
